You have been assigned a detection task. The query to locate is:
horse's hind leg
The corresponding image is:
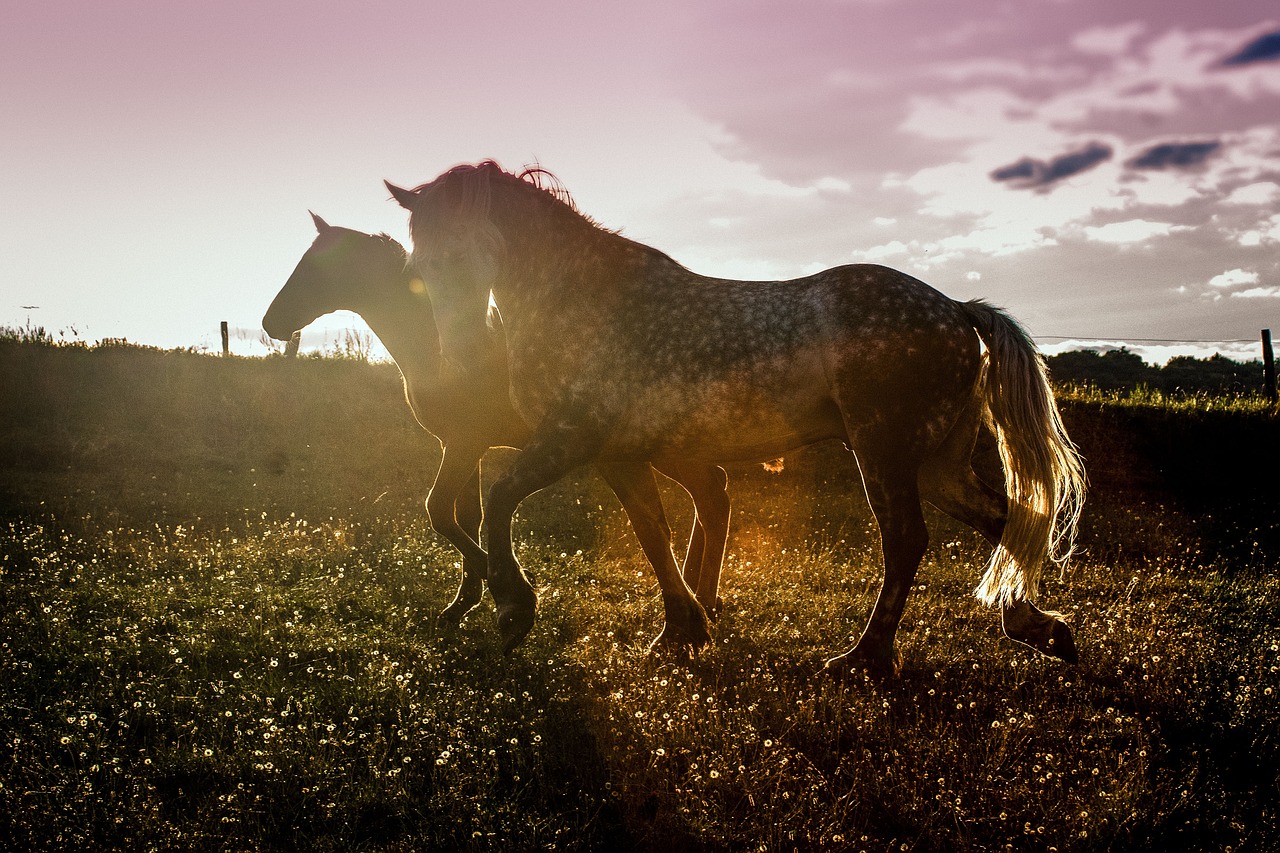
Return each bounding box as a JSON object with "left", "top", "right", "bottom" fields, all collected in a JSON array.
[
  {"left": 924, "top": 467, "right": 1077, "bottom": 661},
  {"left": 824, "top": 446, "right": 928, "bottom": 678},
  {"left": 918, "top": 423, "right": 1007, "bottom": 547},
  {"left": 656, "top": 462, "right": 731, "bottom": 618},
  {"left": 919, "top": 396, "right": 1077, "bottom": 664},
  {"left": 598, "top": 462, "right": 713, "bottom": 651},
  {"left": 1001, "top": 600, "right": 1078, "bottom": 663}
]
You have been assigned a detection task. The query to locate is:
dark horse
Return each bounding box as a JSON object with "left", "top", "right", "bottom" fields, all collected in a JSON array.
[
  {"left": 388, "top": 161, "right": 1087, "bottom": 676},
  {"left": 262, "top": 214, "right": 734, "bottom": 633}
]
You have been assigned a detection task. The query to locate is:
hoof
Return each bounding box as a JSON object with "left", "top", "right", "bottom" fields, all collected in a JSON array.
[
  {"left": 646, "top": 635, "right": 697, "bottom": 661},
  {"left": 647, "top": 619, "right": 713, "bottom": 657},
  {"left": 699, "top": 595, "right": 726, "bottom": 622},
  {"left": 1003, "top": 602, "right": 1079, "bottom": 665},
  {"left": 659, "top": 594, "right": 714, "bottom": 650},
  {"left": 823, "top": 646, "right": 902, "bottom": 681},
  {"left": 497, "top": 605, "right": 536, "bottom": 654},
  {"left": 1045, "top": 619, "right": 1079, "bottom": 665},
  {"left": 437, "top": 598, "right": 479, "bottom": 629}
]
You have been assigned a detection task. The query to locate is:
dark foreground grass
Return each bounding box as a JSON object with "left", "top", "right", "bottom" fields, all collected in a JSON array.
[{"left": 2, "top": 341, "right": 1278, "bottom": 851}]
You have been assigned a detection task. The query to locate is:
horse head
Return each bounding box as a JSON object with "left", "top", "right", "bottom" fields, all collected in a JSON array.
[
  {"left": 262, "top": 213, "right": 417, "bottom": 342},
  {"left": 387, "top": 164, "right": 510, "bottom": 370}
]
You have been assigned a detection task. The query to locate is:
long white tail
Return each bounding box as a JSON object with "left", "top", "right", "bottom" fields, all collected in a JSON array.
[{"left": 960, "top": 300, "right": 1086, "bottom": 606}]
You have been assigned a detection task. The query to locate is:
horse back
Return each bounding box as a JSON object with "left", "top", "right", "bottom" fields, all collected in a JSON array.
[{"left": 505, "top": 260, "right": 983, "bottom": 461}]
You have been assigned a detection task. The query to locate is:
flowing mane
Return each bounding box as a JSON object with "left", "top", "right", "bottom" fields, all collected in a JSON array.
[
  {"left": 406, "top": 160, "right": 579, "bottom": 212},
  {"left": 374, "top": 232, "right": 403, "bottom": 252},
  {"left": 402, "top": 161, "right": 611, "bottom": 275}
]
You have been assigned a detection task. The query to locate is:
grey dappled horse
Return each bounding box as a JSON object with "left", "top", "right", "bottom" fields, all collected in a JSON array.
[
  {"left": 262, "top": 215, "right": 734, "bottom": 631},
  {"left": 388, "top": 161, "right": 1087, "bottom": 677}
]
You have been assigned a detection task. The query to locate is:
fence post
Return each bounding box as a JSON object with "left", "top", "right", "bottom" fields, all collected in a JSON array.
[
  {"left": 1264, "top": 328, "right": 1277, "bottom": 404},
  {"left": 220, "top": 321, "right": 230, "bottom": 356},
  {"left": 285, "top": 330, "right": 301, "bottom": 358}
]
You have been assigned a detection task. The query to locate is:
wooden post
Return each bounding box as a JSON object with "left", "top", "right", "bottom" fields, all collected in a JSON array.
[
  {"left": 285, "top": 330, "right": 301, "bottom": 358},
  {"left": 220, "top": 321, "right": 229, "bottom": 357},
  {"left": 1264, "top": 328, "right": 1277, "bottom": 404}
]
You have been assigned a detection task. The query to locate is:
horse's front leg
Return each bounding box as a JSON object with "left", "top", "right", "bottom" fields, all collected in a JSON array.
[
  {"left": 824, "top": 454, "right": 928, "bottom": 678},
  {"left": 598, "top": 461, "right": 713, "bottom": 652},
  {"left": 484, "top": 422, "right": 604, "bottom": 653},
  {"left": 426, "top": 443, "right": 488, "bottom": 627}
]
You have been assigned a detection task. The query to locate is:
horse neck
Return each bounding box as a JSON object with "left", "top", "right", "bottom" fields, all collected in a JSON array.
[
  {"left": 355, "top": 285, "right": 442, "bottom": 385},
  {"left": 491, "top": 193, "right": 620, "bottom": 307}
]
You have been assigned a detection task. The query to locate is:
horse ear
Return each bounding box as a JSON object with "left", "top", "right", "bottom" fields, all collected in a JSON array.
[
  {"left": 310, "top": 211, "right": 331, "bottom": 233},
  {"left": 385, "top": 181, "right": 417, "bottom": 210}
]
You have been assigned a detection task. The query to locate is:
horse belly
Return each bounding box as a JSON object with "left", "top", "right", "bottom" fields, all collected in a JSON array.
[{"left": 603, "top": 368, "right": 842, "bottom": 462}]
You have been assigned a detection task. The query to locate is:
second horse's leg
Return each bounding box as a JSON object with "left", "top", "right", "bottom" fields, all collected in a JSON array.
[
  {"left": 426, "top": 443, "right": 489, "bottom": 627},
  {"left": 657, "top": 462, "right": 731, "bottom": 618}
]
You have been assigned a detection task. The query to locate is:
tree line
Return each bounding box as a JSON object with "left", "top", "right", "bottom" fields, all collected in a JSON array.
[{"left": 1045, "top": 348, "right": 1267, "bottom": 394}]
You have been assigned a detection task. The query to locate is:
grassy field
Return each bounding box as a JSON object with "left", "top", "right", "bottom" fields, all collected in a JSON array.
[{"left": 1, "top": 338, "right": 1278, "bottom": 851}]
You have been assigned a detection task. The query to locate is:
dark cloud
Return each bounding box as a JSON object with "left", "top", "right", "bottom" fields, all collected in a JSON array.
[
  {"left": 1126, "top": 140, "right": 1222, "bottom": 170},
  {"left": 990, "top": 142, "right": 1112, "bottom": 190},
  {"left": 1218, "top": 31, "right": 1280, "bottom": 67},
  {"left": 991, "top": 159, "right": 1039, "bottom": 182}
]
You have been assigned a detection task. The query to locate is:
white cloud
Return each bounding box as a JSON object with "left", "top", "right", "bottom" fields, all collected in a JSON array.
[
  {"left": 1237, "top": 213, "right": 1280, "bottom": 246},
  {"left": 853, "top": 240, "right": 910, "bottom": 262},
  {"left": 1230, "top": 286, "right": 1280, "bottom": 299},
  {"left": 900, "top": 86, "right": 1040, "bottom": 143},
  {"left": 1118, "top": 170, "right": 1204, "bottom": 206},
  {"left": 1223, "top": 181, "right": 1280, "bottom": 205},
  {"left": 1083, "top": 219, "right": 1186, "bottom": 244},
  {"left": 928, "top": 57, "right": 1086, "bottom": 86},
  {"left": 931, "top": 225, "right": 1059, "bottom": 261},
  {"left": 813, "top": 176, "right": 852, "bottom": 193},
  {"left": 1209, "top": 268, "right": 1260, "bottom": 288},
  {"left": 1035, "top": 30, "right": 1223, "bottom": 127},
  {"left": 668, "top": 8, "right": 1280, "bottom": 345},
  {"left": 1071, "top": 22, "right": 1147, "bottom": 57}
]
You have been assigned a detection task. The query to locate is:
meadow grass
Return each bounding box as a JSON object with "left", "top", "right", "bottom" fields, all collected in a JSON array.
[
  {"left": 1, "top": 341, "right": 1278, "bottom": 851},
  {"left": 1057, "top": 382, "right": 1279, "bottom": 416}
]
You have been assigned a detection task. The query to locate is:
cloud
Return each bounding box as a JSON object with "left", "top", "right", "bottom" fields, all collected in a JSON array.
[
  {"left": 855, "top": 240, "right": 910, "bottom": 262},
  {"left": 1223, "top": 181, "right": 1280, "bottom": 205},
  {"left": 1209, "top": 268, "right": 1260, "bottom": 288},
  {"left": 1071, "top": 22, "right": 1146, "bottom": 57},
  {"left": 1084, "top": 219, "right": 1185, "bottom": 244},
  {"left": 1230, "top": 286, "right": 1280, "bottom": 299},
  {"left": 1125, "top": 140, "right": 1221, "bottom": 170},
  {"left": 991, "top": 142, "right": 1113, "bottom": 190},
  {"left": 1238, "top": 213, "right": 1280, "bottom": 247},
  {"left": 1218, "top": 30, "right": 1280, "bottom": 68}
]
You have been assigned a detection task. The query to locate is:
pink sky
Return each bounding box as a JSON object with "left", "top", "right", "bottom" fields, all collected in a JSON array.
[{"left": 3, "top": 0, "right": 1278, "bottom": 362}]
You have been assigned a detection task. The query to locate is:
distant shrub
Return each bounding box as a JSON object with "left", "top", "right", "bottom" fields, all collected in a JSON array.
[
  {"left": 0, "top": 322, "right": 58, "bottom": 346},
  {"left": 1048, "top": 348, "right": 1270, "bottom": 397}
]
